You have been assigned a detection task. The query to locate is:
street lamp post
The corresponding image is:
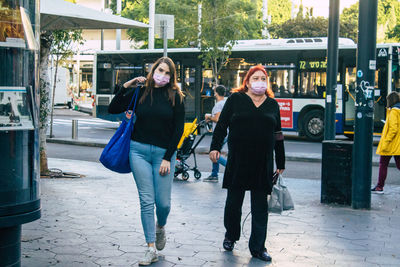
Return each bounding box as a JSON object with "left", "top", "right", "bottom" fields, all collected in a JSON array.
[{"left": 352, "top": 0, "right": 378, "bottom": 209}]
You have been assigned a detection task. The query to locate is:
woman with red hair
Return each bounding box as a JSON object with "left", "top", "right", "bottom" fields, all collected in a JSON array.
[{"left": 209, "top": 65, "right": 285, "bottom": 262}]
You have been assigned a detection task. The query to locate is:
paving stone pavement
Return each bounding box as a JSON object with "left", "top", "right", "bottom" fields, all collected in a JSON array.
[{"left": 21, "top": 158, "right": 400, "bottom": 267}]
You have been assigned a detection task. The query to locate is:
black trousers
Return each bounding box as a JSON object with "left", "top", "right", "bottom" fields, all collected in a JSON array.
[{"left": 224, "top": 188, "right": 269, "bottom": 254}]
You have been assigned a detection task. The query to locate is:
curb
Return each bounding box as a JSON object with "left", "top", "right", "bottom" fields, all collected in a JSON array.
[{"left": 46, "top": 138, "right": 391, "bottom": 167}]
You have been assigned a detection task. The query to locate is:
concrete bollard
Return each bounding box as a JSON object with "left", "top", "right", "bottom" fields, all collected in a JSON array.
[{"left": 72, "top": 120, "right": 78, "bottom": 139}]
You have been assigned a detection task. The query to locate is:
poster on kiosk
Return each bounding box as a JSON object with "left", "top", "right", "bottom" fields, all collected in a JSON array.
[{"left": 0, "top": 86, "right": 34, "bottom": 131}]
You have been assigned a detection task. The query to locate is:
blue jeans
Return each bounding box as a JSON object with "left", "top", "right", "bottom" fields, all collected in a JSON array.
[
  {"left": 211, "top": 138, "right": 227, "bottom": 177},
  {"left": 129, "top": 141, "right": 176, "bottom": 243}
]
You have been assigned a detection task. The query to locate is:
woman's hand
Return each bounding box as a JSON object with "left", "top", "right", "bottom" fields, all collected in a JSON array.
[
  {"left": 159, "top": 160, "right": 171, "bottom": 176},
  {"left": 276, "top": 169, "right": 284, "bottom": 174},
  {"left": 209, "top": 150, "right": 220, "bottom": 163},
  {"left": 125, "top": 110, "right": 133, "bottom": 119},
  {"left": 124, "top": 76, "right": 146, "bottom": 88}
]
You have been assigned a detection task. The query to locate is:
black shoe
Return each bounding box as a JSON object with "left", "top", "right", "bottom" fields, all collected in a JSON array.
[
  {"left": 223, "top": 238, "right": 235, "bottom": 251},
  {"left": 252, "top": 249, "right": 272, "bottom": 262}
]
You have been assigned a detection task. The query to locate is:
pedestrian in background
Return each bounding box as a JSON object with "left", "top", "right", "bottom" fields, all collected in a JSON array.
[
  {"left": 108, "top": 57, "right": 185, "bottom": 266},
  {"left": 372, "top": 91, "right": 400, "bottom": 194},
  {"left": 209, "top": 65, "right": 285, "bottom": 262},
  {"left": 204, "top": 85, "right": 227, "bottom": 182}
]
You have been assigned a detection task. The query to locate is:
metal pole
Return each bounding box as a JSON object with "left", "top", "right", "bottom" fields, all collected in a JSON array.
[
  {"left": 72, "top": 120, "right": 78, "bottom": 139},
  {"left": 387, "top": 46, "right": 393, "bottom": 94},
  {"left": 262, "top": 0, "right": 270, "bottom": 38},
  {"left": 198, "top": 3, "right": 202, "bottom": 49},
  {"left": 162, "top": 20, "right": 168, "bottom": 57},
  {"left": 116, "top": 0, "right": 122, "bottom": 50},
  {"left": 148, "top": 0, "right": 155, "bottom": 49},
  {"left": 352, "top": 0, "right": 378, "bottom": 209},
  {"left": 324, "top": 0, "right": 340, "bottom": 140}
]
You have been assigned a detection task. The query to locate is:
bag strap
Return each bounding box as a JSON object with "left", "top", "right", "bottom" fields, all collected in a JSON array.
[{"left": 126, "top": 86, "right": 141, "bottom": 119}]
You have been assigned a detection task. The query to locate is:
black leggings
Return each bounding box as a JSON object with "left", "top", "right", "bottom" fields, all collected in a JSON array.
[{"left": 224, "top": 188, "right": 269, "bottom": 254}]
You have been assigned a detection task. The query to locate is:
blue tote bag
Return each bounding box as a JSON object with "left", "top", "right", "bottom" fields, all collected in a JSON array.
[{"left": 100, "top": 86, "right": 140, "bottom": 173}]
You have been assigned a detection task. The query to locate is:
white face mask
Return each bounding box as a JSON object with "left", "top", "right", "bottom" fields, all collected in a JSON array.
[{"left": 250, "top": 81, "right": 268, "bottom": 95}]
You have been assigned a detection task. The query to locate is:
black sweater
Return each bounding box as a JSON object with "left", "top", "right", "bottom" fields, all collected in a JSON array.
[
  {"left": 210, "top": 92, "right": 285, "bottom": 192},
  {"left": 108, "top": 85, "right": 185, "bottom": 161}
]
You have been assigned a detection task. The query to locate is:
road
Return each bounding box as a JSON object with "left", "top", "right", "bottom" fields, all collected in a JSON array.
[
  {"left": 46, "top": 108, "right": 399, "bottom": 185},
  {"left": 46, "top": 143, "right": 400, "bottom": 185}
]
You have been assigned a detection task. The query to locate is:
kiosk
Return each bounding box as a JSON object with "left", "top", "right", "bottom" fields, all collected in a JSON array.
[{"left": 0, "top": 1, "right": 41, "bottom": 266}]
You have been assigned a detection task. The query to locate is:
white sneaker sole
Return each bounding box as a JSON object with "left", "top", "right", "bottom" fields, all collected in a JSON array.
[{"left": 138, "top": 257, "right": 158, "bottom": 266}]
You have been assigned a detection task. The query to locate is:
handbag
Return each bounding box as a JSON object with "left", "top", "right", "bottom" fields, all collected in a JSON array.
[
  {"left": 99, "top": 86, "right": 140, "bottom": 173},
  {"left": 268, "top": 174, "right": 294, "bottom": 214}
]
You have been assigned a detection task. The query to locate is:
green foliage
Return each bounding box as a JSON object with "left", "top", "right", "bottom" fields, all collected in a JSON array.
[
  {"left": 268, "top": 0, "right": 291, "bottom": 25},
  {"left": 121, "top": 0, "right": 199, "bottom": 48},
  {"left": 339, "top": 3, "right": 358, "bottom": 42},
  {"left": 50, "top": 30, "right": 84, "bottom": 62},
  {"left": 339, "top": 0, "right": 400, "bottom": 43},
  {"left": 268, "top": 15, "right": 328, "bottom": 39},
  {"left": 387, "top": 24, "right": 400, "bottom": 41},
  {"left": 200, "top": 0, "right": 262, "bottom": 84},
  {"left": 120, "top": 0, "right": 263, "bottom": 49}
]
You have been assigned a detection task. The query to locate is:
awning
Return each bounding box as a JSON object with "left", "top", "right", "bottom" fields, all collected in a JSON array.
[{"left": 40, "top": 0, "right": 148, "bottom": 31}]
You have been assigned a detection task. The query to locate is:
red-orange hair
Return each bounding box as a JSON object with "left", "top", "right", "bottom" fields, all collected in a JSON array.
[{"left": 232, "top": 65, "right": 274, "bottom": 98}]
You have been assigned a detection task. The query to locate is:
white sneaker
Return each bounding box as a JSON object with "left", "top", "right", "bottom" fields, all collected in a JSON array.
[
  {"left": 138, "top": 246, "right": 158, "bottom": 266},
  {"left": 156, "top": 225, "right": 166, "bottom": 250}
]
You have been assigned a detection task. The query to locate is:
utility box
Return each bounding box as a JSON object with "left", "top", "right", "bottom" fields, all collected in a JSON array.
[{"left": 321, "top": 140, "right": 353, "bottom": 205}]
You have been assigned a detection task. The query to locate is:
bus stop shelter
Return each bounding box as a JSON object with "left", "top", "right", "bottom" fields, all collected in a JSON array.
[{"left": 40, "top": 0, "right": 148, "bottom": 30}]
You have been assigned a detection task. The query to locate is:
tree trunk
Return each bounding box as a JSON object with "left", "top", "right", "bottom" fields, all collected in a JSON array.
[
  {"left": 49, "top": 56, "right": 59, "bottom": 138},
  {"left": 39, "top": 33, "right": 53, "bottom": 175}
]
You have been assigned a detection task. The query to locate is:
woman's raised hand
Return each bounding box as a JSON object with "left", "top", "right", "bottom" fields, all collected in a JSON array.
[{"left": 124, "top": 76, "right": 146, "bottom": 88}]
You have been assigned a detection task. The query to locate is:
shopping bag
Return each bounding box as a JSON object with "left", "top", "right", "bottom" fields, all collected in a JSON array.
[
  {"left": 99, "top": 86, "right": 140, "bottom": 173},
  {"left": 268, "top": 174, "right": 294, "bottom": 213}
]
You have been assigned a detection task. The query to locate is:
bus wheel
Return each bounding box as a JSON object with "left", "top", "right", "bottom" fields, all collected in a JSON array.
[{"left": 303, "top": 110, "right": 324, "bottom": 141}]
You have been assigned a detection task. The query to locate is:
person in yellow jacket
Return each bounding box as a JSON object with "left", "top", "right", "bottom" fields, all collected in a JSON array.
[{"left": 371, "top": 92, "right": 400, "bottom": 194}]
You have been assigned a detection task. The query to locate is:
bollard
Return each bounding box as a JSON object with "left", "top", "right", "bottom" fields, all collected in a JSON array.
[{"left": 72, "top": 120, "right": 78, "bottom": 139}]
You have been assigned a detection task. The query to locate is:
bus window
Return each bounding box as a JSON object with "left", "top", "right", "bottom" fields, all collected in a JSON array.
[
  {"left": 267, "top": 68, "right": 294, "bottom": 97},
  {"left": 345, "top": 67, "right": 356, "bottom": 127},
  {"left": 375, "top": 67, "right": 387, "bottom": 128},
  {"left": 298, "top": 71, "right": 326, "bottom": 98},
  {"left": 394, "top": 64, "right": 400, "bottom": 92},
  {"left": 96, "top": 68, "right": 113, "bottom": 94},
  {"left": 183, "top": 67, "right": 196, "bottom": 121}
]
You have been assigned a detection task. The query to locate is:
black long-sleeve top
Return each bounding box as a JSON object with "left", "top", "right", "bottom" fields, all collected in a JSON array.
[
  {"left": 210, "top": 92, "right": 285, "bottom": 192},
  {"left": 108, "top": 85, "right": 185, "bottom": 161}
]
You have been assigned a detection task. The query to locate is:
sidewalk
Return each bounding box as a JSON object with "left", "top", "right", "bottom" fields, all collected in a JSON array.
[{"left": 22, "top": 158, "right": 400, "bottom": 267}]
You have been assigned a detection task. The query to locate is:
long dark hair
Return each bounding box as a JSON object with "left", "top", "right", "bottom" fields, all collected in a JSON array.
[{"left": 139, "top": 57, "right": 184, "bottom": 106}]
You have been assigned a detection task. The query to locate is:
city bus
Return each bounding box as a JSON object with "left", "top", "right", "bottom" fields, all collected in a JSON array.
[{"left": 93, "top": 38, "right": 400, "bottom": 141}]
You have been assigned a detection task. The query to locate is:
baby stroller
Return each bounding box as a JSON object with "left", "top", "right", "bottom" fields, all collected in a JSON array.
[{"left": 174, "top": 119, "right": 212, "bottom": 180}]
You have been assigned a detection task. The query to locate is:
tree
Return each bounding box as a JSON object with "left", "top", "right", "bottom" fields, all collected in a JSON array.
[
  {"left": 120, "top": 0, "right": 199, "bottom": 48},
  {"left": 339, "top": 3, "right": 358, "bottom": 42},
  {"left": 387, "top": 24, "right": 400, "bottom": 42},
  {"left": 119, "top": 0, "right": 263, "bottom": 49},
  {"left": 268, "top": 13, "right": 328, "bottom": 39},
  {"left": 268, "top": 0, "right": 292, "bottom": 25},
  {"left": 48, "top": 30, "right": 84, "bottom": 137},
  {"left": 339, "top": 0, "right": 400, "bottom": 43},
  {"left": 199, "top": 0, "right": 262, "bottom": 85},
  {"left": 39, "top": 30, "right": 84, "bottom": 175}
]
